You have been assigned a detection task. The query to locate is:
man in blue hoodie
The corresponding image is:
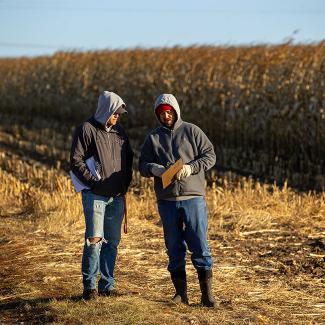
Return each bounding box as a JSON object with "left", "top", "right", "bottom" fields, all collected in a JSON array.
[
  {"left": 70, "top": 91, "right": 133, "bottom": 300},
  {"left": 139, "top": 94, "right": 216, "bottom": 307}
]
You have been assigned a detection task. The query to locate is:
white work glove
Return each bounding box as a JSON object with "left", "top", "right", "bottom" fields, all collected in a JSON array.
[
  {"left": 175, "top": 164, "right": 192, "bottom": 180},
  {"left": 151, "top": 164, "right": 166, "bottom": 177}
]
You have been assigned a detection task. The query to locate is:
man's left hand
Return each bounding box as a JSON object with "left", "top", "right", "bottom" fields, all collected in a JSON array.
[{"left": 175, "top": 164, "right": 192, "bottom": 180}]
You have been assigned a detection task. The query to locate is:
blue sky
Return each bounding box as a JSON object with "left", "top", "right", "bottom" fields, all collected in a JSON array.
[{"left": 0, "top": 0, "right": 324, "bottom": 57}]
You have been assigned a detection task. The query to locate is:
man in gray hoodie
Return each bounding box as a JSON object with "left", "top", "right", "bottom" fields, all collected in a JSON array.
[
  {"left": 70, "top": 91, "right": 133, "bottom": 300},
  {"left": 139, "top": 94, "right": 216, "bottom": 307}
]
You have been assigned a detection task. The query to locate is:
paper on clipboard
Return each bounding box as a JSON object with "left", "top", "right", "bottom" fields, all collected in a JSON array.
[
  {"left": 70, "top": 156, "right": 101, "bottom": 192},
  {"left": 161, "top": 159, "right": 183, "bottom": 189}
]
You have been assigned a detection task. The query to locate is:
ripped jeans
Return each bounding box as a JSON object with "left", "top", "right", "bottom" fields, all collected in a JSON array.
[{"left": 81, "top": 190, "right": 125, "bottom": 292}]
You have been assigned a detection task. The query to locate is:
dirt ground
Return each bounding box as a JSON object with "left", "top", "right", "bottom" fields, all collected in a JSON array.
[
  {"left": 1, "top": 205, "right": 324, "bottom": 324},
  {"left": 0, "top": 126, "right": 324, "bottom": 324}
]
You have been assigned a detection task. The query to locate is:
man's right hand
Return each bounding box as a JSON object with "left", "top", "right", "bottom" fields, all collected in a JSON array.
[
  {"left": 150, "top": 164, "right": 166, "bottom": 177},
  {"left": 92, "top": 178, "right": 125, "bottom": 196},
  {"left": 92, "top": 180, "right": 106, "bottom": 192}
]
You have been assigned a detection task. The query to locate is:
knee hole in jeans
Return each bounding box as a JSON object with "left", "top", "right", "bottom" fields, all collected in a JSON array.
[{"left": 87, "top": 237, "right": 102, "bottom": 245}]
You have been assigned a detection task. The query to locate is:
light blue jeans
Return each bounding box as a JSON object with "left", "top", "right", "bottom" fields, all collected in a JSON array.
[
  {"left": 81, "top": 190, "right": 125, "bottom": 292},
  {"left": 157, "top": 197, "right": 213, "bottom": 273}
]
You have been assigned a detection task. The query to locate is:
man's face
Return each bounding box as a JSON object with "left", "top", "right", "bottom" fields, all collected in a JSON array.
[
  {"left": 106, "top": 112, "right": 120, "bottom": 126},
  {"left": 158, "top": 109, "right": 176, "bottom": 127}
]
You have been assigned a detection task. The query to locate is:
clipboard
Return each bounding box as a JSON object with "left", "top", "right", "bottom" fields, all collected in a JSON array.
[
  {"left": 70, "top": 156, "right": 101, "bottom": 192},
  {"left": 161, "top": 159, "right": 183, "bottom": 189}
]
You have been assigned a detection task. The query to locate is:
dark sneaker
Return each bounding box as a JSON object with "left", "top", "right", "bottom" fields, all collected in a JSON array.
[
  {"left": 98, "top": 288, "right": 117, "bottom": 297},
  {"left": 83, "top": 289, "right": 97, "bottom": 301}
]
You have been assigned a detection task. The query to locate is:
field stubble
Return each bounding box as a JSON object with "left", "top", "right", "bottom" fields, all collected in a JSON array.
[{"left": 0, "top": 128, "right": 324, "bottom": 325}]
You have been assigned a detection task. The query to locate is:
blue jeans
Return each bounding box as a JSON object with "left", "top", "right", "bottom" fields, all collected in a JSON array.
[
  {"left": 81, "top": 190, "right": 125, "bottom": 292},
  {"left": 157, "top": 197, "right": 213, "bottom": 273}
]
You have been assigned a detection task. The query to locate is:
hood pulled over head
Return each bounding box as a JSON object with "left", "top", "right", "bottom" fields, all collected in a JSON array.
[
  {"left": 154, "top": 94, "right": 181, "bottom": 125},
  {"left": 94, "top": 91, "right": 126, "bottom": 125}
]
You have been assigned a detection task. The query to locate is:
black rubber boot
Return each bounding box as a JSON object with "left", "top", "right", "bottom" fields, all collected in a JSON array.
[
  {"left": 197, "top": 269, "right": 216, "bottom": 307},
  {"left": 170, "top": 270, "right": 189, "bottom": 305}
]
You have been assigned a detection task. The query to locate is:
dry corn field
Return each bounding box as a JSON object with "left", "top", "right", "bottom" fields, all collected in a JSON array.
[
  {"left": 0, "top": 44, "right": 324, "bottom": 190},
  {"left": 0, "top": 123, "right": 324, "bottom": 325},
  {"left": 0, "top": 44, "right": 325, "bottom": 324}
]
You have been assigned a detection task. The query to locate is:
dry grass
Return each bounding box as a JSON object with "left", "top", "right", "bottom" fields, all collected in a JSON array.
[
  {"left": 0, "top": 132, "right": 324, "bottom": 324},
  {"left": 1, "top": 44, "right": 324, "bottom": 323}
]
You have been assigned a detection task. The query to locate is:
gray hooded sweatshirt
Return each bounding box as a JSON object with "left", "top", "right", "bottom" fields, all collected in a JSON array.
[
  {"left": 94, "top": 91, "right": 126, "bottom": 126},
  {"left": 139, "top": 94, "right": 216, "bottom": 200},
  {"left": 70, "top": 91, "right": 133, "bottom": 197}
]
